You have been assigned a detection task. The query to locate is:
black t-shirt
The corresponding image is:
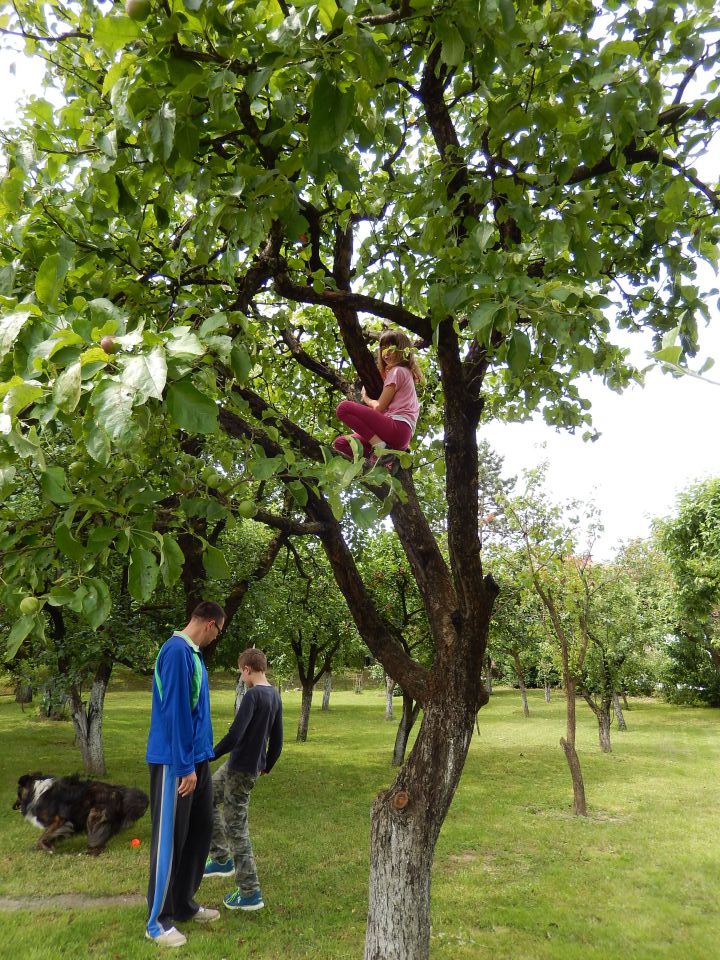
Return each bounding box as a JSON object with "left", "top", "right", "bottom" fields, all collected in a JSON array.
[{"left": 213, "top": 684, "right": 283, "bottom": 774}]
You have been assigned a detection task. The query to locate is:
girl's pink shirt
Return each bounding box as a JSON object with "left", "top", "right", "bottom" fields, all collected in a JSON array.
[{"left": 384, "top": 365, "right": 420, "bottom": 430}]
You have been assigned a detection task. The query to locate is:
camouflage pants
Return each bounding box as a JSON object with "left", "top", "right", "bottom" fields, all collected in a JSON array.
[{"left": 209, "top": 762, "right": 259, "bottom": 895}]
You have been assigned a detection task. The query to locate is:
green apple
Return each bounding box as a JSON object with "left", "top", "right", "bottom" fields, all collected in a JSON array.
[
  {"left": 125, "top": 0, "right": 151, "bottom": 21},
  {"left": 100, "top": 335, "right": 119, "bottom": 354},
  {"left": 19, "top": 596, "right": 41, "bottom": 615}
]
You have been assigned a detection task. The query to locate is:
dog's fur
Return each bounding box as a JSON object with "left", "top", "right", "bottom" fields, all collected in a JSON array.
[{"left": 13, "top": 772, "right": 149, "bottom": 855}]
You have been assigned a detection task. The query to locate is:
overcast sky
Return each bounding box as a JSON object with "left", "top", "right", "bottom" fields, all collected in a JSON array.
[{"left": 2, "top": 40, "right": 718, "bottom": 559}]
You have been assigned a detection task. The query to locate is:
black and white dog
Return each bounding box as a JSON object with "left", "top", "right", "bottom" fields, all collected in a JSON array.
[{"left": 13, "top": 772, "right": 149, "bottom": 855}]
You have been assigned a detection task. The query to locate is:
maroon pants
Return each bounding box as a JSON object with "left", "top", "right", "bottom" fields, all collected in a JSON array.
[{"left": 333, "top": 400, "right": 412, "bottom": 459}]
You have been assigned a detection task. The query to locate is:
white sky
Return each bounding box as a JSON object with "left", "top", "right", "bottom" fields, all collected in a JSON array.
[{"left": 2, "top": 42, "right": 719, "bottom": 560}]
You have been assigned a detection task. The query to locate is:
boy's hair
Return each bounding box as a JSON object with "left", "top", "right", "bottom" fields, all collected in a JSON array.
[
  {"left": 238, "top": 647, "right": 268, "bottom": 673},
  {"left": 191, "top": 600, "right": 226, "bottom": 624},
  {"left": 378, "top": 329, "right": 423, "bottom": 383}
]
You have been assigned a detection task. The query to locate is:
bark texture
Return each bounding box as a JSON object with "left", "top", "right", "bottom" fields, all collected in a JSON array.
[
  {"left": 385, "top": 674, "right": 395, "bottom": 721},
  {"left": 392, "top": 692, "right": 422, "bottom": 767},
  {"left": 612, "top": 691, "right": 628, "bottom": 731},
  {"left": 365, "top": 692, "right": 479, "bottom": 960},
  {"left": 322, "top": 672, "right": 332, "bottom": 711},
  {"left": 69, "top": 659, "right": 113, "bottom": 776}
]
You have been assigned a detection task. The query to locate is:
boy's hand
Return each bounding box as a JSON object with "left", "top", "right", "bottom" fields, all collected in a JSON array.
[{"left": 178, "top": 772, "right": 197, "bottom": 796}]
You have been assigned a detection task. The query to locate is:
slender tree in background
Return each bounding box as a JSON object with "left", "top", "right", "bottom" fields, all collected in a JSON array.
[
  {"left": 656, "top": 478, "right": 720, "bottom": 705},
  {"left": 1, "top": 1, "right": 719, "bottom": 955}
]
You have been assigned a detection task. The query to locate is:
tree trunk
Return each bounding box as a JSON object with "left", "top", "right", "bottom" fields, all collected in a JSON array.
[
  {"left": 296, "top": 684, "right": 313, "bottom": 742},
  {"left": 561, "top": 675, "right": 587, "bottom": 816},
  {"left": 365, "top": 694, "right": 477, "bottom": 960},
  {"left": 483, "top": 653, "right": 493, "bottom": 695},
  {"left": 597, "top": 707, "right": 612, "bottom": 752},
  {"left": 560, "top": 735, "right": 587, "bottom": 817},
  {"left": 235, "top": 676, "right": 247, "bottom": 714},
  {"left": 69, "top": 660, "right": 113, "bottom": 776},
  {"left": 15, "top": 682, "right": 32, "bottom": 709},
  {"left": 544, "top": 680, "right": 551, "bottom": 703},
  {"left": 622, "top": 691, "right": 630, "bottom": 711},
  {"left": 385, "top": 673, "right": 395, "bottom": 721},
  {"left": 512, "top": 651, "right": 530, "bottom": 717},
  {"left": 392, "top": 693, "right": 421, "bottom": 767},
  {"left": 612, "top": 691, "right": 627, "bottom": 731},
  {"left": 321, "top": 672, "right": 332, "bottom": 711}
]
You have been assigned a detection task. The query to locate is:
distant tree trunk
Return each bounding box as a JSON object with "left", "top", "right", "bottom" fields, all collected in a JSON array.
[
  {"left": 15, "top": 683, "right": 33, "bottom": 710},
  {"left": 582, "top": 690, "right": 613, "bottom": 753},
  {"left": 512, "top": 651, "right": 530, "bottom": 717},
  {"left": 392, "top": 692, "right": 421, "bottom": 767},
  {"left": 560, "top": 675, "right": 587, "bottom": 816},
  {"left": 235, "top": 676, "right": 247, "bottom": 714},
  {"left": 297, "top": 684, "right": 313, "bottom": 742},
  {"left": 544, "top": 680, "right": 551, "bottom": 703},
  {"left": 321, "top": 672, "right": 332, "bottom": 711},
  {"left": 69, "top": 659, "right": 113, "bottom": 776},
  {"left": 483, "top": 653, "right": 493, "bottom": 694},
  {"left": 622, "top": 691, "right": 630, "bottom": 711},
  {"left": 385, "top": 673, "right": 395, "bottom": 721},
  {"left": 612, "top": 691, "right": 627, "bottom": 731}
]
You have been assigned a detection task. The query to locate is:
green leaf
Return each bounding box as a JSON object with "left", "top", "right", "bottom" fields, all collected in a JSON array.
[
  {"left": 230, "top": 344, "right": 252, "bottom": 384},
  {"left": 121, "top": 348, "right": 168, "bottom": 402},
  {"left": 436, "top": 21, "right": 465, "bottom": 67},
  {"left": 83, "top": 578, "right": 112, "bottom": 629},
  {"left": 94, "top": 15, "right": 142, "bottom": 55},
  {"left": 91, "top": 379, "right": 136, "bottom": 443},
  {"left": 54, "top": 361, "right": 82, "bottom": 413},
  {"left": 128, "top": 547, "right": 159, "bottom": 602},
  {"left": 160, "top": 535, "right": 185, "bottom": 587},
  {"left": 87, "top": 526, "right": 117, "bottom": 553},
  {"left": 83, "top": 420, "right": 111, "bottom": 465},
  {"left": 0, "top": 310, "right": 34, "bottom": 362},
  {"left": 350, "top": 499, "right": 379, "bottom": 529},
  {"left": 498, "top": 0, "right": 515, "bottom": 30},
  {"left": 148, "top": 102, "right": 176, "bottom": 162},
  {"left": 166, "top": 380, "right": 218, "bottom": 434},
  {"left": 40, "top": 467, "right": 74, "bottom": 505},
  {"left": 35, "top": 254, "right": 69, "bottom": 305},
  {"left": 308, "top": 72, "right": 355, "bottom": 154},
  {"left": 55, "top": 524, "right": 86, "bottom": 562},
  {"left": 652, "top": 345, "right": 683, "bottom": 365},
  {"left": 469, "top": 302, "right": 501, "bottom": 336},
  {"left": 47, "top": 584, "right": 78, "bottom": 607},
  {"left": 507, "top": 330, "right": 532, "bottom": 376},
  {"left": 203, "top": 543, "right": 231, "bottom": 580},
  {"left": 6, "top": 615, "right": 36, "bottom": 659}
]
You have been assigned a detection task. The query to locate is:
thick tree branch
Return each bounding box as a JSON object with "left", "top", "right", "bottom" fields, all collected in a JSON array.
[
  {"left": 332, "top": 225, "right": 384, "bottom": 397},
  {"left": 273, "top": 269, "right": 432, "bottom": 341},
  {"left": 280, "top": 328, "right": 353, "bottom": 394},
  {"left": 304, "top": 488, "right": 431, "bottom": 702}
]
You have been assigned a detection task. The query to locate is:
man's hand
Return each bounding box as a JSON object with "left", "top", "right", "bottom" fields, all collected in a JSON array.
[{"left": 178, "top": 772, "right": 197, "bottom": 797}]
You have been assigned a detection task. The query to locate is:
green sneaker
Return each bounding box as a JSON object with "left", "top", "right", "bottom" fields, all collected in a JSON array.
[
  {"left": 204, "top": 857, "right": 234, "bottom": 878},
  {"left": 223, "top": 888, "right": 264, "bottom": 911}
]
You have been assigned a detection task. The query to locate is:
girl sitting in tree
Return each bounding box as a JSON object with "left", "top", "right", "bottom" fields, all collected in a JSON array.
[{"left": 332, "top": 329, "right": 422, "bottom": 470}]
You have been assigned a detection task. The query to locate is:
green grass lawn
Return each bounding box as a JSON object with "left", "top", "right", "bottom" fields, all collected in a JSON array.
[{"left": 1, "top": 683, "right": 718, "bottom": 959}]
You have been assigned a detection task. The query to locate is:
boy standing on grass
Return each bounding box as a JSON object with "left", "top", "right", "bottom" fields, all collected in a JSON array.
[{"left": 203, "top": 647, "right": 283, "bottom": 911}]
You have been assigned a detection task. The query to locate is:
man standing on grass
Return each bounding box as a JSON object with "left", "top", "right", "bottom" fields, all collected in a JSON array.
[
  {"left": 203, "top": 647, "right": 283, "bottom": 912},
  {"left": 145, "top": 601, "right": 226, "bottom": 948}
]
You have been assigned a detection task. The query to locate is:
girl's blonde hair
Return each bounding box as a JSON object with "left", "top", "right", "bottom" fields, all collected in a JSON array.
[{"left": 377, "top": 330, "right": 423, "bottom": 383}]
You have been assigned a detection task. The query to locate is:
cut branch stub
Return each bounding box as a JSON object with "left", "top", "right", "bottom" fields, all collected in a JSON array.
[{"left": 392, "top": 790, "right": 410, "bottom": 810}]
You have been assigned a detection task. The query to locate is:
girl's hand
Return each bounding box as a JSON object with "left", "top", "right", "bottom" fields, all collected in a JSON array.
[{"left": 361, "top": 388, "right": 377, "bottom": 409}]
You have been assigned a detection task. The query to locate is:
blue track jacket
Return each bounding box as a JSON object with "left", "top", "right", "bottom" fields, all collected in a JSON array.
[{"left": 146, "top": 632, "right": 214, "bottom": 777}]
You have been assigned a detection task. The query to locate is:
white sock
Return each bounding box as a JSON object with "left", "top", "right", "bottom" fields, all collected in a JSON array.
[{"left": 374, "top": 441, "right": 387, "bottom": 449}]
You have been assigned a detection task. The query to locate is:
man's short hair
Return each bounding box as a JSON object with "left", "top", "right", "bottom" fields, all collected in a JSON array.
[
  {"left": 191, "top": 601, "right": 226, "bottom": 625},
  {"left": 238, "top": 647, "right": 267, "bottom": 673}
]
